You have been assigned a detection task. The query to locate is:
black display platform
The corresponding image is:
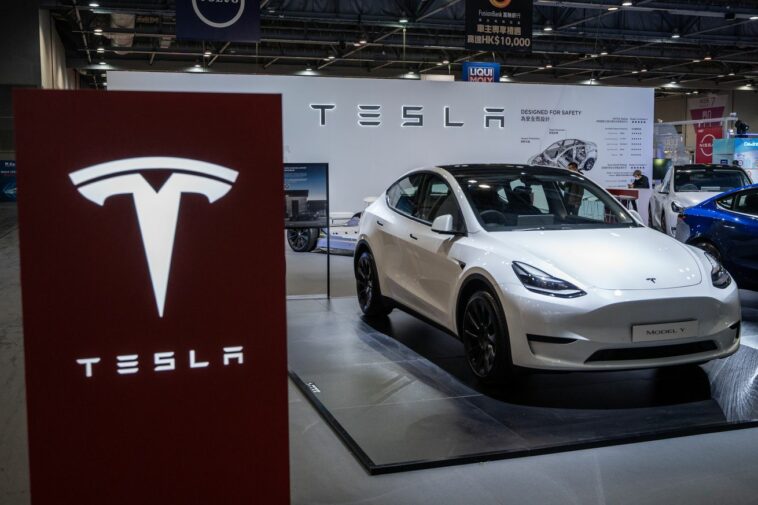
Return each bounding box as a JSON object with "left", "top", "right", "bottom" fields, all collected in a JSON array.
[{"left": 287, "top": 292, "right": 758, "bottom": 475}]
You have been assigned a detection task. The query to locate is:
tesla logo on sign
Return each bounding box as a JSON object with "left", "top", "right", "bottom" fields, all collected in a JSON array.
[
  {"left": 192, "top": 0, "right": 245, "bottom": 28},
  {"left": 69, "top": 157, "right": 238, "bottom": 317}
]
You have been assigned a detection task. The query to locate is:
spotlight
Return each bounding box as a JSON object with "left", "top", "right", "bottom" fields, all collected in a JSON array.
[
  {"left": 399, "top": 17, "right": 409, "bottom": 24},
  {"left": 671, "top": 29, "right": 681, "bottom": 39},
  {"left": 442, "top": 59, "right": 450, "bottom": 64},
  {"left": 204, "top": 50, "right": 212, "bottom": 57},
  {"left": 94, "top": 28, "right": 103, "bottom": 35},
  {"left": 543, "top": 21, "right": 554, "bottom": 32},
  {"left": 607, "top": 6, "right": 619, "bottom": 11},
  {"left": 622, "top": 1, "right": 633, "bottom": 5},
  {"left": 89, "top": 2, "right": 99, "bottom": 7},
  {"left": 96, "top": 46, "right": 104, "bottom": 53}
]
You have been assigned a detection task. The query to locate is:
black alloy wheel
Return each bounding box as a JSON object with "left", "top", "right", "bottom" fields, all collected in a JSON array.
[
  {"left": 355, "top": 251, "right": 392, "bottom": 316},
  {"left": 462, "top": 291, "right": 512, "bottom": 382},
  {"left": 287, "top": 228, "right": 318, "bottom": 252}
]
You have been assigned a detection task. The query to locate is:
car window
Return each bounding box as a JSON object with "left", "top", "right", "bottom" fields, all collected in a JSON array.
[
  {"left": 418, "top": 175, "right": 464, "bottom": 228},
  {"left": 717, "top": 195, "right": 735, "bottom": 210},
  {"left": 511, "top": 179, "right": 549, "bottom": 213},
  {"left": 387, "top": 174, "right": 425, "bottom": 218},
  {"left": 733, "top": 190, "right": 758, "bottom": 217},
  {"left": 673, "top": 169, "right": 749, "bottom": 192}
]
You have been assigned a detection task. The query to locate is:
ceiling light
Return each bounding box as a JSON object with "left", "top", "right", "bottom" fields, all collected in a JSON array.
[
  {"left": 671, "top": 29, "right": 680, "bottom": 39},
  {"left": 600, "top": 50, "right": 608, "bottom": 56},
  {"left": 96, "top": 46, "right": 104, "bottom": 53},
  {"left": 102, "top": 82, "right": 107, "bottom": 87},
  {"left": 729, "top": 72, "right": 735, "bottom": 76},
  {"left": 327, "top": 55, "right": 335, "bottom": 60},
  {"left": 751, "top": 16, "right": 758, "bottom": 21},
  {"left": 543, "top": 21, "right": 554, "bottom": 32},
  {"left": 194, "top": 63, "right": 201, "bottom": 68},
  {"left": 359, "top": 38, "right": 368, "bottom": 45},
  {"left": 546, "top": 64, "right": 553, "bottom": 68},
  {"left": 89, "top": 2, "right": 99, "bottom": 6},
  {"left": 93, "top": 28, "right": 103, "bottom": 35},
  {"left": 693, "top": 90, "right": 699, "bottom": 94},
  {"left": 632, "top": 70, "right": 639, "bottom": 74},
  {"left": 704, "top": 55, "right": 712, "bottom": 61},
  {"left": 622, "top": 1, "right": 633, "bottom": 5},
  {"left": 641, "top": 68, "right": 648, "bottom": 72},
  {"left": 538, "top": 66, "right": 545, "bottom": 70},
  {"left": 607, "top": 6, "right": 619, "bottom": 11},
  {"left": 692, "top": 59, "right": 700, "bottom": 63},
  {"left": 99, "top": 61, "right": 107, "bottom": 65},
  {"left": 436, "top": 62, "right": 443, "bottom": 66},
  {"left": 589, "top": 53, "right": 599, "bottom": 58},
  {"left": 204, "top": 50, "right": 212, "bottom": 57},
  {"left": 353, "top": 42, "right": 361, "bottom": 47},
  {"left": 443, "top": 59, "right": 450, "bottom": 64},
  {"left": 717, "top": 74, "right": 725, "bottom": 78},
  {"left": 399, "top": 17, "right": 409, "bottom": 23}
]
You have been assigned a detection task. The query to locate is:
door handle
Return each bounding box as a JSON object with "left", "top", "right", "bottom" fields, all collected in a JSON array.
[
  {"left": 377, "top": 219, "right": 384, "bottom": 227},
  {"left": 409, "top": 233, "right": 418, "bottom": 240}
]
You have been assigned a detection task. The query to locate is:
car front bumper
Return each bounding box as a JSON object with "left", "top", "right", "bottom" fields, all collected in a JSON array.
[{"left": 497, "top": 281, "right": 741, "bottom": 371}]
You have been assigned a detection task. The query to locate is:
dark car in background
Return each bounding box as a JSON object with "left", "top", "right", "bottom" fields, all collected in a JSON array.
[{"left": 676, "top": 183, "right": 758, "bottom": 291}]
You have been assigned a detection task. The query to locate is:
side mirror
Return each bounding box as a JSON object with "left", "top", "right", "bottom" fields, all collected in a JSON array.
[{"left": 431, "top": 214, "right": 457, "bottom": 235}]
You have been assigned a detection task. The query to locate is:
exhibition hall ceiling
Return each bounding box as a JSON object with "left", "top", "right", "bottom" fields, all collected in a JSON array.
[{"left": 45, "top": 0, "right": 758, "bottom": 93}]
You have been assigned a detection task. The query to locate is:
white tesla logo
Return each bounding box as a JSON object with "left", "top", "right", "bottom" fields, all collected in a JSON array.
[{"left": 69, "top": 157, "right": 239, "bottom": 317}]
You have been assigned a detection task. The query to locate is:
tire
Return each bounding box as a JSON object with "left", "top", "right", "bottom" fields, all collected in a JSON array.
[
  {"left": 583, "top": 158, "right": 595, "bottom": 171},
  {"left": 694, "top": 241, "right": 722, "bottom": 262},
  {"left": 287, "top": 228, "right": 319, "bottom": 252},
  {"left": 461, "top": 290, "right": 513, "bottom": 383},
  {"left": 355, "top": 250, "right": 392, "bottom": 317}
]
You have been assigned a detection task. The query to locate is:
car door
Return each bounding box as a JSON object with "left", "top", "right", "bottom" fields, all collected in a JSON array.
[
  {"left": 378, "top": 173, "right": 426, "bottom": 301},
  {"left": 404, "top": 174, "right": 466, "bottom": 323},
  {"left": 714, "top": 189, "right": 758, "bottom": 285}
]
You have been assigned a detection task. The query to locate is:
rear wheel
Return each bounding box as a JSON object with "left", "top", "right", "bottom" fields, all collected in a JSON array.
[
  {"left": 287, "top": 228, "right": 319, "bottom": 252},
  {"left": 355, "top": 250, "right": 392, "bottom": 316},
  {"left": 461, "top": 291, "right": 513, "bottom": 383}
]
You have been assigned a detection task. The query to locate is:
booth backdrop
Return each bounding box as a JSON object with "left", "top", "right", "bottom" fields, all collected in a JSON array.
[{"left": 110, "top": 72, "right": 653, "bottom": 218}]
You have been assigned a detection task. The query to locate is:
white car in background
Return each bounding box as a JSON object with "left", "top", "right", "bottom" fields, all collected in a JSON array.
[
  {"left": 354, "top": 164, "right": 741, "bottom": 384},
  {"left": 649, "top": 164, "right": 751, "bottom": 236}
]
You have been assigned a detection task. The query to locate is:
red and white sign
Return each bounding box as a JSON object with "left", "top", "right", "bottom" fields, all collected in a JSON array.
[
  {"left": 688, "top": 94, "right": 727, "bottom": 127},
  {"left": 14, "top": 90, "right": 288, "bottom": 505},
  {"left": 696, "top": 126, "right": 723, "bottom": 164}
]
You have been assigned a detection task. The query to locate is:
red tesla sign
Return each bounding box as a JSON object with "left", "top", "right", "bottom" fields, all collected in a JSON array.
[{"left": 14, "top": 90, "right": 288, "bottom": 504}]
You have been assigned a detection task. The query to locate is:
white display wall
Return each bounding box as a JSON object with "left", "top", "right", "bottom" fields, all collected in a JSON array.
[{"left": 110, "top": 71, "right": 653, "bottom": 216}]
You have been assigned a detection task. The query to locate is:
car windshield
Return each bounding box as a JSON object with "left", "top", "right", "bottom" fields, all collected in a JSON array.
[
  {"left": 457, "top": 171, "right": 638, "bottom": 231},
  {"left": 674, "top": 168, "right": 749, "bottom": 192}
]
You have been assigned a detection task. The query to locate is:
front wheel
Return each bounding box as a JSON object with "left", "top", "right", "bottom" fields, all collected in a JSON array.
[
  {"left": 583, "top": 158, "right": 595, "bottom": 171},
  {"left": 355, "top": 251, "right": 392, "bottom": 317},
  {"left": 461, "top": 291, "right": 513, "bottom": 383}
]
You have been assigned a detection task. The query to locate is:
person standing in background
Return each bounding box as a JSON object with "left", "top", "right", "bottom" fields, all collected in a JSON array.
[{"left": 628, "top": 170, "right": 649, "bottom": 211}]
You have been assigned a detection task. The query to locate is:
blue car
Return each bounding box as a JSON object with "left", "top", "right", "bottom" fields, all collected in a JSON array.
[{"left": 676, "top": 183, "right": 758, "bottom": 291}]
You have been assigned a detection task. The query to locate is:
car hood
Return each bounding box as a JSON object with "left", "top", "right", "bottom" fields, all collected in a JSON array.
[
  {"left": 672, "top": 192, "right": 721, "bottom": 208},
  {"left": 488, "top": 227, "right": 703, "bottom": 290}
]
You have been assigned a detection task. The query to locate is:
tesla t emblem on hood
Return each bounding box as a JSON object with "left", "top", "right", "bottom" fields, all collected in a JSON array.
[
  {"left": 647, "top": 277, "right": 657, "bottom": 284},
  {"left": 69, "top": 157, "right": 239, "bottom": 317}
]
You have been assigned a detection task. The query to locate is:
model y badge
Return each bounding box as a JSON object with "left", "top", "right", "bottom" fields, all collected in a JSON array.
[{"left": 69, "top": 157, "right": 238, "bottom": 317}]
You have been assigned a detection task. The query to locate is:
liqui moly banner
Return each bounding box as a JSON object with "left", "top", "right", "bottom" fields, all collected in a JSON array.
[
  {"left": 695, "top": 126, "right": 722, "bottom": 164},
  {"left": 462, "top": 62, "right": 501, "bottom": 82},
  {"left": 14, "top": 90, "right": 288, "bottom": 505}
]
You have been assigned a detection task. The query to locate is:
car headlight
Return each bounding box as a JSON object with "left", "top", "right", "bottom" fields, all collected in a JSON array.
[
  {"left": 512, "top": 262, "right": 586, "bottom": 298},
  {"left": 671, "top": 201, "right": 686, "bottom": 213},
  {"left": 704, "top": 252, "right": 731, "bottom": 289}
]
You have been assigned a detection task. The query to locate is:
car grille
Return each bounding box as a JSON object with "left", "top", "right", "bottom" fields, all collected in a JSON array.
[{"left": 585, "top": 340, "right": 718, "bottom": 362}]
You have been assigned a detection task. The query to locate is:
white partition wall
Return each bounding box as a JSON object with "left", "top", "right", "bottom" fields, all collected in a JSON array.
[{"left": 110, "top": 71, "right": 653, "bottom": 215}]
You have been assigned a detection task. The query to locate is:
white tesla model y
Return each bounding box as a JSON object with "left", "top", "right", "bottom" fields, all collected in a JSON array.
[{"left": 354, "top": 165, "right": 741, "bottom": 382}]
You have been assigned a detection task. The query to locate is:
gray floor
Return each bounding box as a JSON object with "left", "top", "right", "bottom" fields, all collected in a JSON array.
[
  {"left": 285, "top": 240, "right": 355, "bottom": 298},
  {"left": 4, "top": 203, "right": 758, "bottom": 504}
]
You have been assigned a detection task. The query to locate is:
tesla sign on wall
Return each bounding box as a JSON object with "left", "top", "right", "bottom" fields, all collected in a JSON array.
[
  {"left": 110, "top": 72, "right": 654, "bottom": 216},
  {"left": 14, "top": 90, "right": 288, "bottom": 504}
]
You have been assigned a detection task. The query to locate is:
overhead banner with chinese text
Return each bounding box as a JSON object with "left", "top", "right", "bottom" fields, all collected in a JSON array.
[{"left": 465, "top": 0, "right": 533, "bottom": 52}]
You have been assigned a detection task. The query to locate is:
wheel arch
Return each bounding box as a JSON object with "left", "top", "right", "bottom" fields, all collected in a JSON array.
[{"left": 455, "top": 272, "right": 503, "bottom": 337}]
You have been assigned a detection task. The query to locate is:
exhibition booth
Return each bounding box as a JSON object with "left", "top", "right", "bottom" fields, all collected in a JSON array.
[
  {"left": 12, "top": 74, "right": 758, "bottom": 501},
  {"left": 101, "top": 73, "right": 755, "bottom": 471}
]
